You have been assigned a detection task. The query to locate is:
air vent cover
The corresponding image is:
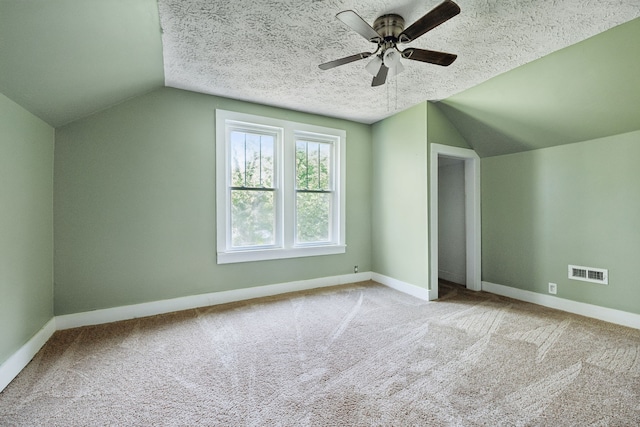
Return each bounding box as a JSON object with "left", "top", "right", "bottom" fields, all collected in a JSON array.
[{"left": 568, "top": 265, "right": 608, "bottom": 285}]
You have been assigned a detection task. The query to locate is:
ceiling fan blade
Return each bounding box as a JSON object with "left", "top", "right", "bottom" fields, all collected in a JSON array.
[
  {"left": 336, "top": 10, "right": 382, "bottom": 43},
  {"left": 318, "top": 52, "right": 373, "bottom": 70},
  {"left": 371, "top": 64, "right": 389, "bottom": 87},
  {"left": 398, "top": 0, "right": 460, "bottom": 43},
  {"left": 401, "top": 48, "right": 457, "bottom": 66}
]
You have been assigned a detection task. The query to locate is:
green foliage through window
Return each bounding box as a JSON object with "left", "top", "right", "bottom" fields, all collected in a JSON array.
[
  {"left": 295, "top": 140, "right": 332, "bottom": 243},
  {"left": 216, "top": 109, "right": 345, "bottom": 263},
  {"left": 295, "top": 140, "right": 331, "bottom": 191},
  {"left": 230, "top": 131, "right": 276, "bottom": 247}
]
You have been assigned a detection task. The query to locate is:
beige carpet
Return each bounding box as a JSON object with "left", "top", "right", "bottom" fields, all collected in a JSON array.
[{"left": 1, "top": 281, "right": 639, "bottom": 426}]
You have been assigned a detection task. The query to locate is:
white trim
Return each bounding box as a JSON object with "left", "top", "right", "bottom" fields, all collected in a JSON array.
[
  {"left": 568, "top": 264, "right": 609, "bottom": 285},
  {"left": 56, "top": 272, "right": 372, "bottom": 330},
  {"left": 217, "top": 244, "right": 346, "bottom": 264},
  {"left": 482, "top": 281, "right": 640, "bottom": 330},
  {"left": 6, "top": 277, "right": 638, "bottom": 394},
  {"left": 1, "top": 272, "right": 436, "bottom": 392},
  {"left": 438, "top": 269, "right": 466, "bottom": 286},
  {"left": 371, "top": 272, "right": 431, "bottom": 301},
  {"left": 215, "top": 109, "right": 346, "bottom": 264},
  {"left": 52, "top": 272, "right": 435, "bottom": 331},
  {"left": 429, "top": 143, "right": 482, "bottom": 299},
  {"left": 0, "top": 318, "right": 56, "bottom": 393}
]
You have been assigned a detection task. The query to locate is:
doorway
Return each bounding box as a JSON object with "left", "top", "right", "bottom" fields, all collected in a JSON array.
[{"left": 429, "top": 143, "right": 481, "bottom": 300}]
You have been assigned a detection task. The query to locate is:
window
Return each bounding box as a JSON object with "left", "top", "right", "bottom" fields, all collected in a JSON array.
[
  {"left": 216, "top": 110, "right": 345, "bottom": 264},
  {"left": 228, "top": 125, "right": 279, "bottom": 249}
]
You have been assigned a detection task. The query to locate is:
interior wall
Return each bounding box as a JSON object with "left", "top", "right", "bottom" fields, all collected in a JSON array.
[
  {"left": 54, "top": 87, "right": 372, "bottom": 315},
  {"left": 0, "top": 93, "right": 54, "bottom": 365},
  {"left": 437, "top": 17, "right": 640, "bottom": 158},
  {"left": 426, "top": 102, "right": 470, "bottom": 150},
  {"left": 438, "top": 160, "right": 466, "bottom": 284},
  {"left": 0, "top": 0, "right": 164, "bottom": 127},
  {"left": 482, "top": 130, "right": 640, "bottom": 315},
  {"left": 426, "top": 101, "right": 473, "bottom": 293},
  {"left": 368, "top": 100, "right": 471, "bottom": 292},
  {"left": 371, "top": 102, "right": 429, "bottom": 289}
]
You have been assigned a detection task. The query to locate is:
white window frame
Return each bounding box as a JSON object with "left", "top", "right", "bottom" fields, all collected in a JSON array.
[{"left": 216, "top": 109, "right": 346, "bottom": 264}]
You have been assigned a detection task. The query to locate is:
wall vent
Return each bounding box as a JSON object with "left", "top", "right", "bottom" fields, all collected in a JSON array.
[{"left": 568, "top": 265, "right": 608, "bottom": 285}]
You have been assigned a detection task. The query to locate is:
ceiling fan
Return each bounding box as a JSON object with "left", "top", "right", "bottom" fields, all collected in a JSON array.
[{"left": 319, "top": 0, "right": 460, "bottom": 87}]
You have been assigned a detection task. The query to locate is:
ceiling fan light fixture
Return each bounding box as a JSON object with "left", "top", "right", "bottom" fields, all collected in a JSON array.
[
  {"left": 383, "top": 48, "right": 402, "bottom": 69},
  {"left": 319, "top": 1, "right": 460, "bottom": 87},
  {"left": 388, "top": 60, "right": 405, "bottom": 77},
  {"left": 365, "top": 55, "right": 383, "bottom": 75}
]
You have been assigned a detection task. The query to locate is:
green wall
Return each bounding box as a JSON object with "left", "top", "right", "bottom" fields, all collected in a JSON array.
[
  {"left": 482, "top": 130, "right": 640, "bottom": 314},
  {"left": 0, "top": 0, "right": 164, "bottom": 127},
  {"left": 371, "top": 103, "right": 429, "bottom": 289},
  {"left": 0, "top": 93, "right": 54, "bottom": 365},
  {"left": 437, "top": 17, "right": 640, "bottom": 158},
  {"left": 370, "top": 101, "right": 470, "bottom": 291},
  {"left": 426, "top": 102, "right": 470, "bottom": 149},
  {"left": 54, "top": 87, "right": 372, "bottom": 315}
]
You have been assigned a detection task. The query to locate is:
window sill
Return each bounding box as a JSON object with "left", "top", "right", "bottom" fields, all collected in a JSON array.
[{"left": 217, "top": 244, "right": 346, "bottom": 264}]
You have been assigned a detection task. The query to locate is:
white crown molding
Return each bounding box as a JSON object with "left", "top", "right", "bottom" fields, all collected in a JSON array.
[{"left": 482, "top": 281, "right": 640, "bottom": 330}]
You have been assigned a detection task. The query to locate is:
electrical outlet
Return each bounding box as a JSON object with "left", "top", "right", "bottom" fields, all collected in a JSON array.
[
  {"left": 549, "top": 283, "right": 557, "bottom": 295},
  {"left": 354, "top": 265, "right": 358, "bottom": 274}
]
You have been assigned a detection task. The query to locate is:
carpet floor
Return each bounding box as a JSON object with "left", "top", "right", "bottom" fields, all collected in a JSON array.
[{"left": 1, "top": 281, "right": 639, "bottom": 426}]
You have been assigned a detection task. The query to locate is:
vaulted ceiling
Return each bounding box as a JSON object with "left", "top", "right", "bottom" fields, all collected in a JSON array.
[
  {"left": 0, "top": 0, "right": 638, "bottom": 137},
  {"left": 436, "top": 17, "right": 640, "bottom": 157},
  {"left": 0, "top": 0, "right": 164, "bottom": 127}
]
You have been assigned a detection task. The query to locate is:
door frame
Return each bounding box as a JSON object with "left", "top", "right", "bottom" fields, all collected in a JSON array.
[{"left": 429, "top": 143, "right": 481, "bottom": 299}]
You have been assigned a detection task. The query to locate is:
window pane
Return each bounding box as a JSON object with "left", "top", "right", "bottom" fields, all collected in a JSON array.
[
  {"left": 296, "top": 140, "right": 331, "bottom": 191},
  {"left": 230, "top": 131, "right": 274, "bottom": 188},
  {"left": 230, "top": 131, "right": 246, "bottom": 187},
  {"left": 296, "top": 192, "right": 330, "bottom": 243},
  {"left": 231, "top": 189, "right": 275, "bottom": 247},
  {"left": 260, "top": 137, "right": 274, "bottom": 187},
  {"left": 318, "top": 142, "right": 331, "bottom": 189}
]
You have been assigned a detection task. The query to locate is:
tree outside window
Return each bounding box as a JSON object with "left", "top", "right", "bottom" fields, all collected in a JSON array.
[{"left": 216, "top": 110, "right": 345, "bottom": 264}]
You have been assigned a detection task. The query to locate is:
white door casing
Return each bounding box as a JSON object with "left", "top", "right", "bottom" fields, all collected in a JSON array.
[{"left": 429, "top": 143, "right": 481, "bottom": 300}]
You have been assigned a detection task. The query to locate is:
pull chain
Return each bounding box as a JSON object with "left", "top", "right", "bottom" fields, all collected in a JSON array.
[
  {"left": 386, "top": 75, "right": 390, "bottom": 112},
  {"left": 395, "top": 73, "right": 398, "bottom": 111}
]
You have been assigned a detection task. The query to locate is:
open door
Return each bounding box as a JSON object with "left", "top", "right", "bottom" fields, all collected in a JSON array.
[{"left": 429, "top": 143, "right": 481, "bottom": 300}]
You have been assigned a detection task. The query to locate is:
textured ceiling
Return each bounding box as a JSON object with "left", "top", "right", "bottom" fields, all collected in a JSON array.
[{"left": 158, "top": 0, "right": 640, "bottom": 124}]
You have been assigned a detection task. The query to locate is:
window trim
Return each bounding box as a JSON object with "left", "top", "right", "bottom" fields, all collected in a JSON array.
[
  {"left": 293, "top": 131, "right": 338, "bottom": 246},
  {"left": 216, "top": 109, "right": 346, "bottom": 264}
]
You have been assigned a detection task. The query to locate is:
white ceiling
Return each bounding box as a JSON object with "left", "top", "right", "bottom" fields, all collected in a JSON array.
[{"left": 157, "top": 0, "right": 640, "bottom": 124}]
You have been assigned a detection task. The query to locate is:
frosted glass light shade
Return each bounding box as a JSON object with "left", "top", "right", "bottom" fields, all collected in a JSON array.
[
  {"left": 365, "top": 55, "right": 383, "bottom": 75},
  {"left": 388, "top": 60, "right": 405, "bottom": 77},
  {"left": 383, "top": 49, "right": 401, "bottom": 68}
]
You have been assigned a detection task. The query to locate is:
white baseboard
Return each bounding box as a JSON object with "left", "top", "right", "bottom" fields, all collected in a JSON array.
[
  {"left": 372, "top": 273, "right": 431, "bottom": 301},
  {"left": 438, "top": 270, "right": 466, "bottom": 286},
  {"left": 56, "top": 272, "right": 373, "bottom": 330},
  {"left": 0, "top": 318, "right": 56, "bottom": 393},
  {"left": 482, "top": 281, "right": 640, "bottom": 330},
  {"left": 3, "top": 271, "right": 430, "bottom": 393}
]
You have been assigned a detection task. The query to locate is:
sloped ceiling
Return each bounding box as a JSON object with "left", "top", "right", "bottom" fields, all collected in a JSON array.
[
  {"left": 436, "top": 17, "right": 640, "bottom": 157},
  {"left": 0, "top": 0, "right": 164, "bottom": 127},
  {"left": 0, "top": 0, "right": 638, "bottom": 131}
]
